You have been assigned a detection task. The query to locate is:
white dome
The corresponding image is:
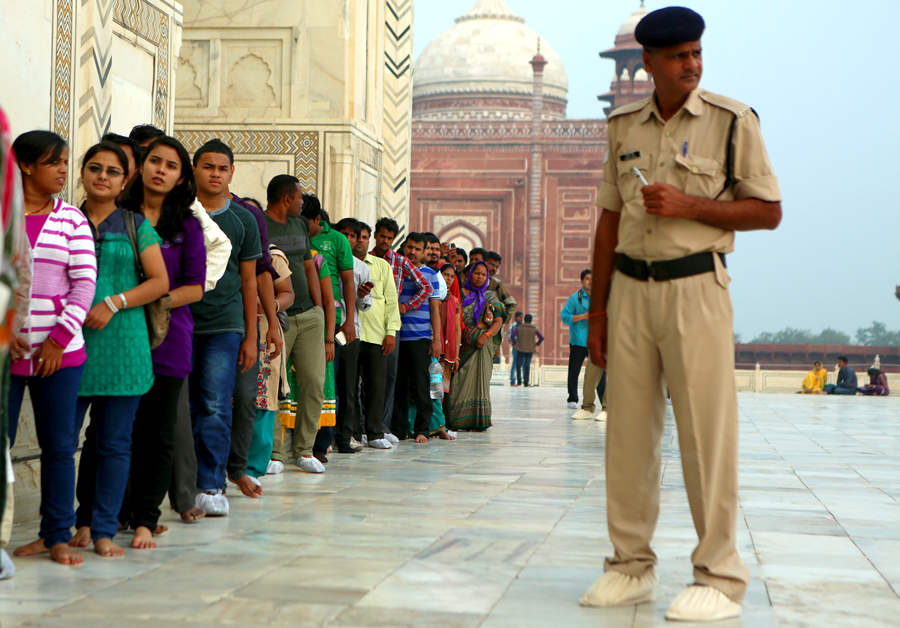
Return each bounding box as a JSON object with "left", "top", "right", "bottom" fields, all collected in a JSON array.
[
  {"left": 413, "top": 0, "right": 568, "bottom": 102},
  {"left": 617, "top": 4, "right": 650, "bottom": 37}
]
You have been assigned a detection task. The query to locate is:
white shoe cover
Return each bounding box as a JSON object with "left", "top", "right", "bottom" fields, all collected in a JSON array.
[
  {"left": 665, "top": 585, "right": 741, "bottom": 622},
  {"left": 361, "top": 435, "right": 368, "bottom": 446},
  {"left": 349, "top": 437, "right": 364, "bottom": 451},
  {"left": 266, "top": 460, "right": 284, "bottom": 475},
  {"left": 594, "top": 410, "right": 608, "bottom": 422},
  {"left": 0, "top": 549, "right": 15, "bottom": 580},
  {"left": 384, "top": 433, "right": 400, "bottom": 445},
  {"left": 580, "top": 570, "right": 656, "bottom": 607},
  {"left": 297, "top": 456, "right": 325, "bottom": 473},
  {"left": 566, "top": 401, "right": 579, "bottom": 409},
  {"left": 369, "top": 438, "right": 392, "bottom": 449},
  {"left": 195, "top": 492, "right": 229, "bottom": 516},
  {"left": 571, "top": 408, "right": 594, "bottom": 420}
]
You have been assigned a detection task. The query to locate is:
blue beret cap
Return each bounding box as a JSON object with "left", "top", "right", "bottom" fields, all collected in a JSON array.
[{"left": 634, "top": 6, "right": 705, "bottom": 48}]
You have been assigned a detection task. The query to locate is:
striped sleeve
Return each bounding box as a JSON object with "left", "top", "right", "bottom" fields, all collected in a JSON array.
[{"left": 48, "top": 211, "right": 96, "bottom": 348}]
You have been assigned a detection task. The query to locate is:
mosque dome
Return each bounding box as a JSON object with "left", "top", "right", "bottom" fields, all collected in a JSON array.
[
  {"left": 616, "top": 3, "right": 649, "bottom": 39},
  {"left": 413, "top": 0, "right": 568, "bottom": 120}
]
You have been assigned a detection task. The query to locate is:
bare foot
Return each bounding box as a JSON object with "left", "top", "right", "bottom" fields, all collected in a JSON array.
[
  {"left": 49, "top": 543, "right": 83, "bottom": 565},
  {"left": 180, "top": 507, "right": 205, "bottom": 523},
  {"left": 131, "top": 526, "right": 157, "bottom": 549},
  {"left": 94, "top": 538, "right": 126, "bottom": 558},
  {"left": 233, "top": 474, "right": 264, "bottom": 498},
  {"left": 436, "top": 429, "right": 456, "bottom": 441},
  {"left": 153, "top": 524, "right": 168, "bottom": 535},
  {"left": 69, "top": 526, "right": 91, "bottom": 547},
  {"left": 414, "top": 434, "right": 429, "bottom": 444},
  {"left": 14, "top": 538, "right": 48, "bottom": 557}
]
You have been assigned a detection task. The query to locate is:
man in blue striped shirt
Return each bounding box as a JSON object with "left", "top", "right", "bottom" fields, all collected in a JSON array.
[{"left": 391, "top": 232, "right": 442, "bottom": 443}]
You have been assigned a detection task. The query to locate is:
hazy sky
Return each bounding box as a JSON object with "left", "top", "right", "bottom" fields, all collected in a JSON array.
[{"left": 413, "top": 0, "right": 900, "bottom": 340}]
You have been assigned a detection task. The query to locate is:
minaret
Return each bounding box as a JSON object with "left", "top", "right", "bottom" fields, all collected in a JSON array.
[
  {"left": 598, "top": 3, "right": 654, "bottom": 116},
  {"left": 527, "top": 43, "right": 547, "bottom": 321}
]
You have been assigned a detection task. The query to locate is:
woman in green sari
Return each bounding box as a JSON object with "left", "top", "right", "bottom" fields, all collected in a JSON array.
[{"left": 447, "top": 261, "right": 505, "bottom": 431}]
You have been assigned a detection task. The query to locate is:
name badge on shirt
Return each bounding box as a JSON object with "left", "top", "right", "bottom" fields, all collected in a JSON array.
[{"left": 619, "top": 151, "right": 641, "bottom": 162}]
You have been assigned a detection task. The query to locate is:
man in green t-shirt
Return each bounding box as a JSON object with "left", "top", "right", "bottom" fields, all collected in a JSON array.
[
  {"left": 300, "top": 195, "right": 356, "bottom": 456},
  {"left": 263, "top": 176, "right": 328, "bottom": 474}
]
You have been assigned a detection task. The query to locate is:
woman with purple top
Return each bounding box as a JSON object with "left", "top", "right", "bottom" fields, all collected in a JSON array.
[
  {"left": 118, "top": 136, "right": 206, "bottom": 549},
  {"left": 8, "top": 131, "right": 97, "bottom": 566},
  {"left": 858, "top": 368, "right": 890, "bottom": 396}
]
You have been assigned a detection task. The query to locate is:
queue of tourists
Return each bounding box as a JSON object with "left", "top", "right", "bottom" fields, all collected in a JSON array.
[{"left": 0, "top": 123, "right": 520, "bottom": 567}]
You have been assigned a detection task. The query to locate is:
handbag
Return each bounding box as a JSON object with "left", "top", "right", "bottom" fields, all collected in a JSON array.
[{"left": 124, "top": 210, "right": 171, "bottom": 350}]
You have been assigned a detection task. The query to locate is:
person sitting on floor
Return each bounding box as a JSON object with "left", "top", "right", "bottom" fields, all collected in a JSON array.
[
  {"left": 858, "top": 367, "right": 889, "bottom": 396},
  {"left": 824, "top": 356, "right": 857, "bottom": 395},
  {"left": 800, "top": 360, "right": 827, "bottom": 394}
]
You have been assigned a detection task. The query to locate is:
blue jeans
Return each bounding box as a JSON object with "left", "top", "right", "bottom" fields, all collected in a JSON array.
[
  {"left": 517, "top": 352, "right": 533, "bottom": 386},
  {"left": 8, "top": 365, "right": 84, "bottom": 547},
  {"left": 824, "top": 384, "right": 856, "bottom": 395},
  {"left": 190, "top": 333, "right": 241, "bottom": 491},
  {"left": 509, "top": 349, "right": 519, "bottom": 384},
  {"left": 75, "top": 394, "right": 142, "bottom": 541}
]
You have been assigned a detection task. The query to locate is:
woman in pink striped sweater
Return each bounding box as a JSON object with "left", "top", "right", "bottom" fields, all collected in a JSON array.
[{"left": 8, "top": 131, "right": 96, "bottom": 566}]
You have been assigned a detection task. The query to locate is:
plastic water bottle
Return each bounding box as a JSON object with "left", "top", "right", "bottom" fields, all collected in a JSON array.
[{"left": 429, "top": 358, "right": 443, "bottom": 399}]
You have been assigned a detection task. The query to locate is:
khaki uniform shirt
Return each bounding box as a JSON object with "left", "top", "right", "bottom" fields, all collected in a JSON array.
[{"left": 597, "top": 88, "right": 781, "bottom": 262}]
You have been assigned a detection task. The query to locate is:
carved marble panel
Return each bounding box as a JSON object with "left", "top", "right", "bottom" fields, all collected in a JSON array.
[
  {"left": 222, "top": 39, "right": 282, "bottom": 111},
  {"left": 176, "top": 39, "right": 210, "bottom": 108}
]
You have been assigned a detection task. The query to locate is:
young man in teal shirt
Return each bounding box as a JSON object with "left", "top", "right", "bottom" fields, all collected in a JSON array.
[{"left": 190, "top": 140, "right": 261, "bottom": 516}]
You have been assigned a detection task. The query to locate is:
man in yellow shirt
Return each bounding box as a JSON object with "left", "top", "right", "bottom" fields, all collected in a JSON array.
[{"left": 800, "top": 361, "right": 827, "bottom": 394}]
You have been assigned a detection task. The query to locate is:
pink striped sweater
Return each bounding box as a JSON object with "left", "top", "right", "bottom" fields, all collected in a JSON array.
[{"left": 11, "top": 199, "right": 97, "bottom": 376}]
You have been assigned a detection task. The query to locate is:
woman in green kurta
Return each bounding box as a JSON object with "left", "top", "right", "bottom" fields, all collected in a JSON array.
[
  {"left": 447, "top": 262, "right": 505, "bottom": 432},
  {"left": 68, "top": 142, "right": 169, "bottom": 557}
]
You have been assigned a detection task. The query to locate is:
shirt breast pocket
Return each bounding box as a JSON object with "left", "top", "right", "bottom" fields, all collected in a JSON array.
[
  {"left": 674, "top": 154, "right": 724, "bottom": 198},
  {"left": 617, "top": 154, "right": 651, "bottom": 204}
]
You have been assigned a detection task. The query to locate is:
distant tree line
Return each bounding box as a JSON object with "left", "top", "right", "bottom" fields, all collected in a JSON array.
[{"left": 737, "top": 321, "right": 900, "bottom": 346}]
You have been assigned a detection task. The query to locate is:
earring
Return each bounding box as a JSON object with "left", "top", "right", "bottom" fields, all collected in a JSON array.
[{"left": 23, "top": 169, "right": 31, "bottom": 176}]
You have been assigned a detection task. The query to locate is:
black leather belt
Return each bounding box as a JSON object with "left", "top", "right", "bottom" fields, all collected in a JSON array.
[{"left": 615, "top": 252, "right": 725, "bottom": 282}]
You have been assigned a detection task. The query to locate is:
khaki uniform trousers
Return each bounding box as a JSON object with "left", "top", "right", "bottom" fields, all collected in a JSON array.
[
  {"left": 604, "top": 268, "right": 749, "bottom": 603},
  {"left": 272, "top": 306, "right": 325, "bottom": 460},
  {"left": 582, "top": 361, "right": 606, "bottom": 412}
]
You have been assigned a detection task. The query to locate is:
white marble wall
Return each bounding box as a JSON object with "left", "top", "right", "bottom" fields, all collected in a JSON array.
[
  {"left": 175, "top": 0, "right": 412, "bottom": 225},
  {"left": 0, "top": 1, "right": 55, "bottom": 138}
]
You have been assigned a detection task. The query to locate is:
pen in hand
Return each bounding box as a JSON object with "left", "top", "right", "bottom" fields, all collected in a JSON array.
[{"left": 632, "top": 166, "right": 650, "bottom": 187}]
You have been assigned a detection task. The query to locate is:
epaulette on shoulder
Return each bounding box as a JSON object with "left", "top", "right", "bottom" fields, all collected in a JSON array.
[
  {"left": 698, "top": 90, "right": 753, "bottom": 118},
  {"left": 607, "top": 96, "right": 651, "bottom": 120}
]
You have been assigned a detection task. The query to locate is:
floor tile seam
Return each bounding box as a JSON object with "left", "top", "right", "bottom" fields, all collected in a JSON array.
[
  {"left": 791, "top": 469, "right": 899, "bottom": 597},
  {"left": 9, "top": 556, "right": 171, "bottom": 611},
  {"left": 478, "top": 473, "right": 591, "bottom": 625},
  {"left": 740, "top": 508, "right": 774, "bottom": 610}
]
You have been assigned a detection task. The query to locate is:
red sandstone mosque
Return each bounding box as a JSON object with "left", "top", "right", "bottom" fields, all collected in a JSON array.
[{"left": 409, "top": 0, "right": 652, "bottom": 364}]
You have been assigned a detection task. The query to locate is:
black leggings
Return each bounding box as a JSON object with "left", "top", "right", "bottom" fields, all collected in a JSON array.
[{"left": 119, "top": 376, "right": 185, "bottom": 530}]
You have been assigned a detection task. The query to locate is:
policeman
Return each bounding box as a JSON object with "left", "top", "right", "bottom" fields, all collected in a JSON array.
[{"left": 581, "top": 6, "right": 781, "bottom": 622}]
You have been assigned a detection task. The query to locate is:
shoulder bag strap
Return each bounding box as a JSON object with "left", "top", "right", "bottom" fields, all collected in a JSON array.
[{"left": 124, "top": 209, "right": 147, "bottom": 282}]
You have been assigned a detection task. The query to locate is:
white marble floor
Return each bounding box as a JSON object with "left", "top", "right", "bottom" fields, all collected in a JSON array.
[{"left": 2, "top": 389, "right": 900, "bottom": 627}]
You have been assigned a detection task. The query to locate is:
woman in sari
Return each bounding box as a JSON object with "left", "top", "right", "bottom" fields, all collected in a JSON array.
[
  {"left": 447, "top": 261, "right": 505, "bottom": 432},
  {"left": 430, "top": 263, "right": 461, "bottom": 439}
]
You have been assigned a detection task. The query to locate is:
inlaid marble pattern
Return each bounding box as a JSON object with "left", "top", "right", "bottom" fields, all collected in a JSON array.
[{"left": 3, "top": 391, "right": 899, "bottom": 626}]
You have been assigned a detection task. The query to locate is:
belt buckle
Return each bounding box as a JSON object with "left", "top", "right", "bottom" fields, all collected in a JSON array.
[{"left": 648, "top": 261, "right": 668, "bottom": 281}]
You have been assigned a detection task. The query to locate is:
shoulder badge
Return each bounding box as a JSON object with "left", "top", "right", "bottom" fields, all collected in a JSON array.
[
  {"left": 698, "top": 90, "right": 753, "bottom": 118},
  {"left": 607, "top": 96, "right": 652, "bottom": 120}
]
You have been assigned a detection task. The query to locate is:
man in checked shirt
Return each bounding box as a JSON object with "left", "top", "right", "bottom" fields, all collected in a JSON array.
[{"left": 369, "top": 217, "right": 432, "bottom": 443}]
